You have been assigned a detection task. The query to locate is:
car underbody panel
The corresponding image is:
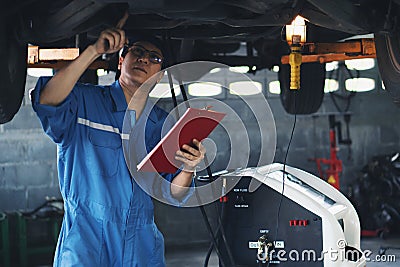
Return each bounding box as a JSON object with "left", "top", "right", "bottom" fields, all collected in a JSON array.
[{"left": 1, "top": 0, "right": 399, "bottom": 123}]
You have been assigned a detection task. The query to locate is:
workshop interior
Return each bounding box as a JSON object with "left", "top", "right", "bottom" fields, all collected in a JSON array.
[{"left": 1, "top": 0, "right": 400, "bottom": 266}]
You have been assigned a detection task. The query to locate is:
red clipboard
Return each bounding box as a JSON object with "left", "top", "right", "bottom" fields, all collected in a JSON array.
[{"left": 137, "top": 107, "right": 226, "bottom": 173}]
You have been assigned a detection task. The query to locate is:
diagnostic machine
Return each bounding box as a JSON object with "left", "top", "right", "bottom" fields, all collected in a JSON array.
[{"left": 214, "top": 163, "right": 366, "bottom": 267}]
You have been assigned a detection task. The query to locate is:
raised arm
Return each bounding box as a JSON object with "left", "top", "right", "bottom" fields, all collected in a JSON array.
[{"left": 39, "top": 14, "right": 128, "bottom": 106}]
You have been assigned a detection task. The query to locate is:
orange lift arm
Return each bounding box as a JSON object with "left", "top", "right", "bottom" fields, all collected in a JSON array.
[
  {"left": 27, "top": 45, "right": 109, "bottom": 70},
  {"left": 281, "top": 38, "right": 376, "bottom": 64}
]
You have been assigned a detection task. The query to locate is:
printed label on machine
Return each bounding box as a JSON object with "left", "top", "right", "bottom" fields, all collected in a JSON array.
[
  {"left": 248, "top": 241, "right": 259, "bottom": 249},
  {"left": 234, "top": 188, "right": 248, "bottom": 192},
  {"left": 249, "top": 240, "right": 284, "bottom": 249},
  {"left": 274, "top": 241, "right": 285, "bottom": 248}
]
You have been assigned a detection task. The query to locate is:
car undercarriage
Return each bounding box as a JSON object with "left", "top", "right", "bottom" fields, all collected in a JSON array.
[{"left": 1, "top": 0, "right": 399, "bottom": 122}]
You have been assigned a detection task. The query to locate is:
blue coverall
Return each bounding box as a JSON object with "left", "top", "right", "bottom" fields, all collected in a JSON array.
[{"left": 32, "top": 77, "right": 190, "bottom": 266}]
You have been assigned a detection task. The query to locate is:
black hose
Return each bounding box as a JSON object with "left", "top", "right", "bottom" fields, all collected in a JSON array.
[
  {"left": 269, "top": 92, "right": 297, "bottom": 267},
  {"left": 203, "top": 241, "right": 214, "bottom": 267},
  {"left": 197, "top": 201, "right": 227, "bottom": 267},
  {"left": 164, "top": 38, "right": 236, "bottom": 265},
  {"left": 164, "top": 47, "right": 229, "bottom": 266},
  {"left": 203, "top": 201, "right": 235, "bottom": 267},
  {"left": 203, "top": 202, "right": 225, "bottom": 267}
]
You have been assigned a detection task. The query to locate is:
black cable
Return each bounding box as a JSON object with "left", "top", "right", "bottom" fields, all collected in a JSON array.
[
  {"left": 195, "top": 115, "right": 234, "bottom": 265},
  {"left": 329, "top": 62, "right": 358, "bottom": 113},
  {"left": 167, "top": 70, "right": 180, "bottom": 119},
  {"left": 268, "top": 92, "right": 297, "bottom": 267},
  {"left": 203, "top": 203, "right": 226, "bottom": 267},
  {"left": 200, "top": 156, "right": 235, "bottom": 266},
  {"left": 192, "top": 118, "right": 235, "bottom": 266},
  {"left": 196, "top": 191, "right": 228, "bottom": 267},
  {"left": 165, "top": 59, "right": 232, "bottom": 266},
  {"left": 178, "top": 82, "right": 190, "bottom": 109},
  {"left": 202, "top": 193, "right": 235, "bottom": 267},
  {"left": 175, "top": 74, "right": 235, "bottom": 266},
  {"left": 204, "top": 239, "right": 214, "bottom": 267},
  {"left": 330, "top": 91, "right": 356, "bottom": 113},
  {"left": 211, "top": 199, "right": 235, "bottom": 266}
]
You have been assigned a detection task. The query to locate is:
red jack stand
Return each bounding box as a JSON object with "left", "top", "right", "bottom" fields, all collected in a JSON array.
[{"left": 311, "top": 114, "right": 351, "bottom": 190}]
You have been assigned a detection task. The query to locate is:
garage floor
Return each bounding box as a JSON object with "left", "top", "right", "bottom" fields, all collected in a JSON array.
[
  {"left": 14, "top": 236, "right": 400, "bottom": 266},
  {"left": 165, "top": 236, "right": 400, "bottom": 266}
]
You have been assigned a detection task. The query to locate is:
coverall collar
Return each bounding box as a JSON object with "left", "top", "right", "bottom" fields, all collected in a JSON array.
[
  {"left": 111, "top": 80, "right": 128, "bottom": 112},
  {"left": 140, "top": 95, "right": 158, "bottom": 124},
  {"left": 111, "top": 80, "right": 158, "bottom": 123}
]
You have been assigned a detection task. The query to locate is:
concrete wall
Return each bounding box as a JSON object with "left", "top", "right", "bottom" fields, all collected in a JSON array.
[
  {"left": 0, "top": 75, "right": 61, "bottom": 211},
  {"left": 1, "top": 65, "right": 399, "bottom": 248}
]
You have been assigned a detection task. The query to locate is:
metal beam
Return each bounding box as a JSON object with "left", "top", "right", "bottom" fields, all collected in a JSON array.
[
  {"left": 27, "top": 45, "right": 109, "bottom": 69},
  {"left": 281, "top": 38, "right": 376, "bottom": 64}
]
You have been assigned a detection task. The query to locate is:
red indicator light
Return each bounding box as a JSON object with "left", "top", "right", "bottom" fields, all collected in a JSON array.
[
  {"left": 219, "top": 196, "right": 228, "bottom": 203},
  {"left": 289, "top": 220, "right": 309, "bottom": 226}
]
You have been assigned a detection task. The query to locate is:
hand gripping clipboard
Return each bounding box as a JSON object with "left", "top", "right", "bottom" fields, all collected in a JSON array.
[{"left": 137, "top": 107, "right": 226, "bottom": 173}]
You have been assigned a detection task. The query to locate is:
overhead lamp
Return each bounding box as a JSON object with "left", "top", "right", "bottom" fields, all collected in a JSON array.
[
  {"left": 286, "top": 15, "right": 307, "bottom": 90},
  {"left": 286, "top": 15, "right": 307, "bottom": 46}
]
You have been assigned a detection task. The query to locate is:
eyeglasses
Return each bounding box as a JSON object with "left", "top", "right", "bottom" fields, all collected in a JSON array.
[{"left": 127, "top": 45, "right": 163, "bottom": 65}]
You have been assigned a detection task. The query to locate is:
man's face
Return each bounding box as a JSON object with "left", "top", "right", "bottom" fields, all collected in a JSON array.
[{"left": 118, "top": 41, "right": 163, "bottom": 87}]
